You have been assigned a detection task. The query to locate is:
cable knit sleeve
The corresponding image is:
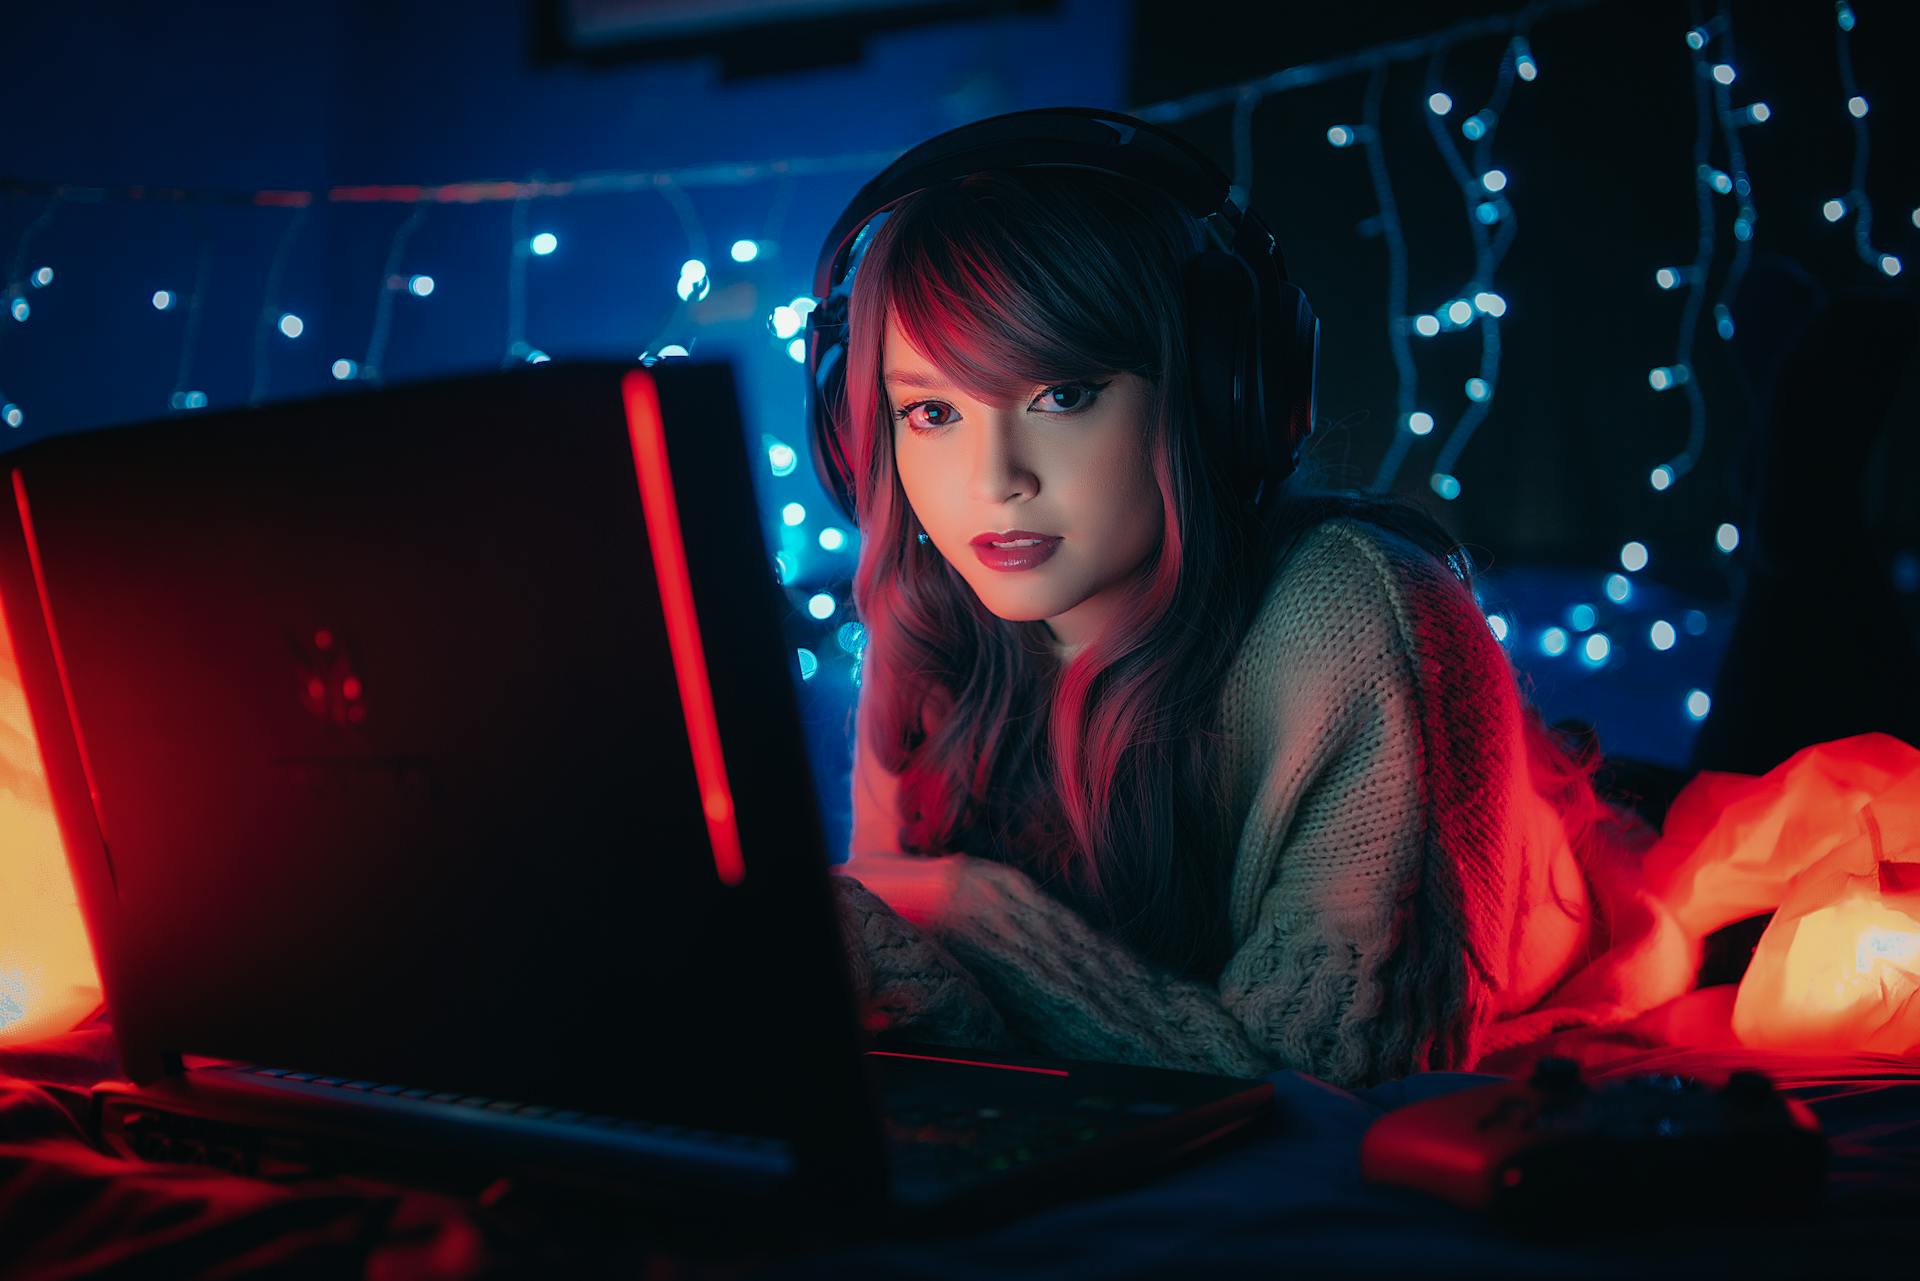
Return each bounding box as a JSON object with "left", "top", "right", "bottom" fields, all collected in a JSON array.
[{"left": 923, "top": 519, "right": 1531, "bottom": 1088}]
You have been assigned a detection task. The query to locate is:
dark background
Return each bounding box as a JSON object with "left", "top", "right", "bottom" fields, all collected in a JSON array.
[{"left": 1, "top": 0, "right": 1915, "bottom": 861}]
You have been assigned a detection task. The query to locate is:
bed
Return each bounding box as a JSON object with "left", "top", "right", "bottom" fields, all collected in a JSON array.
[{"left": 3, "top": 990, "right": 1917, "bottom": 1281}]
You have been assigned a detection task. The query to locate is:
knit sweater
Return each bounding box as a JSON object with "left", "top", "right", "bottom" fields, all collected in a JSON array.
[{"left": 835, "top": 517, "right": 1699, "bottom": 1088}]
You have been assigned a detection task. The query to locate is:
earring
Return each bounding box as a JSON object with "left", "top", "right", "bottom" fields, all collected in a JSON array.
[{"left": 916, "top": 531, "right": 930, "bottom": 545}]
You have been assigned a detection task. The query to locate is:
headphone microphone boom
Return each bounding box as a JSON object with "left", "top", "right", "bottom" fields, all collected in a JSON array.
[{"left": 802, "top": 106, "right": 1320, "bottom": 533}]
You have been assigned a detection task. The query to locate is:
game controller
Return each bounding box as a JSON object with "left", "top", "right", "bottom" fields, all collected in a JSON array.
[{"left": 1359, "top": 1056, "right": 1828, "bottom": 1228}]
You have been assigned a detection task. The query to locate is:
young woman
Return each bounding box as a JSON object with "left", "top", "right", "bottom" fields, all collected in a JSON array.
[{"left": 826, "top": 161, "right": 1688, "bottom": 1089}]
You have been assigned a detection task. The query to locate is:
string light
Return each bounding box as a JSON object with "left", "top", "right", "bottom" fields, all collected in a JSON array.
[{"left": 1830, "top": 2, "right": 1899, "bottom": 277}]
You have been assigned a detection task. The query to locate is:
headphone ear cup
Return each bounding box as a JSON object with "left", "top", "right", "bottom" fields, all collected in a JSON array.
[
  {"left": 807, "top": 294, "right": 859, "bottom": 529},
  {"left": 1264, "top": 280, "right": 1319, "bottom": 478},
  {"left": 1183, "top": 249, "right": 1261, "bottom": 501}
]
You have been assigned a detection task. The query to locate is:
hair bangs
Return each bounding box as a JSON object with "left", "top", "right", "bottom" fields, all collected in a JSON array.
[{"left": 878, "top": 174, "right": 1159, "bottom": 404}]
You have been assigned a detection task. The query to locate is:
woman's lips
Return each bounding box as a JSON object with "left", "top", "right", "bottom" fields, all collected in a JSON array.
[{"left": 971, "top": 536, "right": 1062, "bottom": 572}]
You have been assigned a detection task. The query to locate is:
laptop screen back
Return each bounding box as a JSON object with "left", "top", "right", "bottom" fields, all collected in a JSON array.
[{"left": 0, "top": 361, "right": 878, "bottom": 1147}]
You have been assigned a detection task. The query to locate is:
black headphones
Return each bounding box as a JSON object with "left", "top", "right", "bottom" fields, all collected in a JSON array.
[{"left": 804, "top": 105, "right": 1319, "bottom": 531}]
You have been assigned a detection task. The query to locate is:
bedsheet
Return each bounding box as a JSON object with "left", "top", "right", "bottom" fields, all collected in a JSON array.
[{"left": 3, "top": 996, "right": 1918, "bottom": 1281}]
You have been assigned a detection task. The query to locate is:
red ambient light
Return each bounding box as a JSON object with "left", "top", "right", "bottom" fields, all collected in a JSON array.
[
  {"left": 620, "top": 370, "right": 745, "bottom": 888},
  {"left": 865, "top": 1050, "right": 1072, "bottom": 1078}
]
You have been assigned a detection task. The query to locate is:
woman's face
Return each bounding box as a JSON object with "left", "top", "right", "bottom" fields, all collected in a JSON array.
[{"left": 884, "top": 312, "right": 1165, "bottom": 656}]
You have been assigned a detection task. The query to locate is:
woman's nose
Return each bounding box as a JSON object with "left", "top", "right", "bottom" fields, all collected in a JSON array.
[{"left": 966, "top": 414, "right": 1035, "bottom": 503}]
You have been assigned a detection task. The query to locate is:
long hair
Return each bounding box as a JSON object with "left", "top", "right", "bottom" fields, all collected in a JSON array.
[{"left": 839, "top": 164, "right": 1618, "bottom": 983}]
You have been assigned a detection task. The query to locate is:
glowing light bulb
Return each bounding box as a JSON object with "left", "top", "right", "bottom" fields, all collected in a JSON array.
[
  {"left": 1464, "top": 378, "right": 1490, "bottom": 402},
  {"left": 1848, "top": 96, "right": 1869, "bottom": 118},
  {"left": 332, "top": 359, "right": 358, "bottom": 380},
  {"left": 530, "top": 232, "right": 558, "bottom": 256},
  {"left": 1583, "top": 633, "right": 1612, "bottom": 664},
  {"left": 1447, "top": 300, "right": 1473, "bottom": 325},
  {"left": 1621, "top": 541, "right": 1649, "bottom": 571},
  {"left": 1407, "top": 411, "right": 1434, "bottom": 435},
  {"left": 408, "top": 275, "right": 435, "bottom": 297},
  {"left": 1712, "top": 64, "right": 1736, "bottom": 85},
  {"left": 1413, "top": 314, "right": 1441, "bottom": 337},
  {"left": 788, "top": 337, "right": 807, "bottom": 363},
  {"left": 278, "top": 313, "right": 304, "bottom": 338},
  {"left": 153, "top": 290, "right": 175, "bottom": 310},
  {"left": 1480, "top": 169, "right": 1508, "bottom": 193},
  {"left": 767, "top": 443, "right": 797, "bottom": 476},
  {"left": 1540, "top": 627, "right": 1569, "bottom": 657},
  {"left": 1651, "top": 465, "right": 1674, "bottom": 491},
  {"left": 731, "top": 239, "right": 759, "bottom": 263},
  {"left": 1514, "top": 42, "right": 1537, "bottom": 81},
  {"left": 807, "top": 593, "right": 835, "bottom": 620},
  {"left": 1716, "top": 522, "right": 1740, "bottom": 552},
  {"left": 31, "top": 267, "right": 52, "bottom": 287},
  {"left": 1327, "top": 125, "right": 1354, "bottom": 147},
  {"left": 1650, "top": 620, "right": 1677, "bottom": 650},
  {"left": 1686, "top": 689, "right": 1711, "bottom": 720},
  {"left": 1430, "top": 473, "right": 1461, "bottom": 500},
  {"left": 1649, "top": 364, "right": 1690, "bottom": 392},
  {"left": 1823, "top": 198, "right": 1846, "bottom": 222},
  {"left": 782, "top": 502, "right": 806, "bottom": 526},
  {"left": 1428, "top": 92, "right": 1453, "bottom": 115},
  {"left": 819, "top": 527, "right": 847, "bottom": 552}
]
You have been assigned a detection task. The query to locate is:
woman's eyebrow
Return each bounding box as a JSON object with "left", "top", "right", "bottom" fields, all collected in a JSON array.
[{"left": 883, "top": 369, "right": 949, "bottom": 390}]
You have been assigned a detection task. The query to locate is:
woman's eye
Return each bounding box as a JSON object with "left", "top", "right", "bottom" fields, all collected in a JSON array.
[
  {"left": 897, "top": 401, "right": 956, "bottom": 431},
  {"left": 1029, "top": 384, "right": 1105, "bottom": 412}
]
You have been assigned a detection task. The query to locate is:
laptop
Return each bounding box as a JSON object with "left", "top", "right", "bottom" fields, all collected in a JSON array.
[{"left": 0, "top": 360, "right": 1275, "bottom": 1247}]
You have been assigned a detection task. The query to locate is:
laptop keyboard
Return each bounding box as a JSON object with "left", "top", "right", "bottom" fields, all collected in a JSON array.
[
  {"left": 231, "top": 1064, "right": 791, "bottom": 1169},
  {"left": 882, "top": 1091, "right": 1178, "bottom": 1180},
  {"left": 229, "top": 1066, "right": 1184, "bottom": 1187}
]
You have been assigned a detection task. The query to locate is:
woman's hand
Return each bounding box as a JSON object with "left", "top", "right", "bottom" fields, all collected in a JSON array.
[{"left": 831, "top": 851, "right": 969, "bottom": 932}]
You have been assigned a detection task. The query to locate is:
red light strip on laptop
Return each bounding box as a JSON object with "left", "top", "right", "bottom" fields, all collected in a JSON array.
[
  {"left": 10, "top": 470, "right": 111, "bottom": 842},
  {"left": 865, "top": 1050, "right": 1072, "bottom": 1078},
  {"left": 620, "top": 370, "right": 745, "bottom": 888}
]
